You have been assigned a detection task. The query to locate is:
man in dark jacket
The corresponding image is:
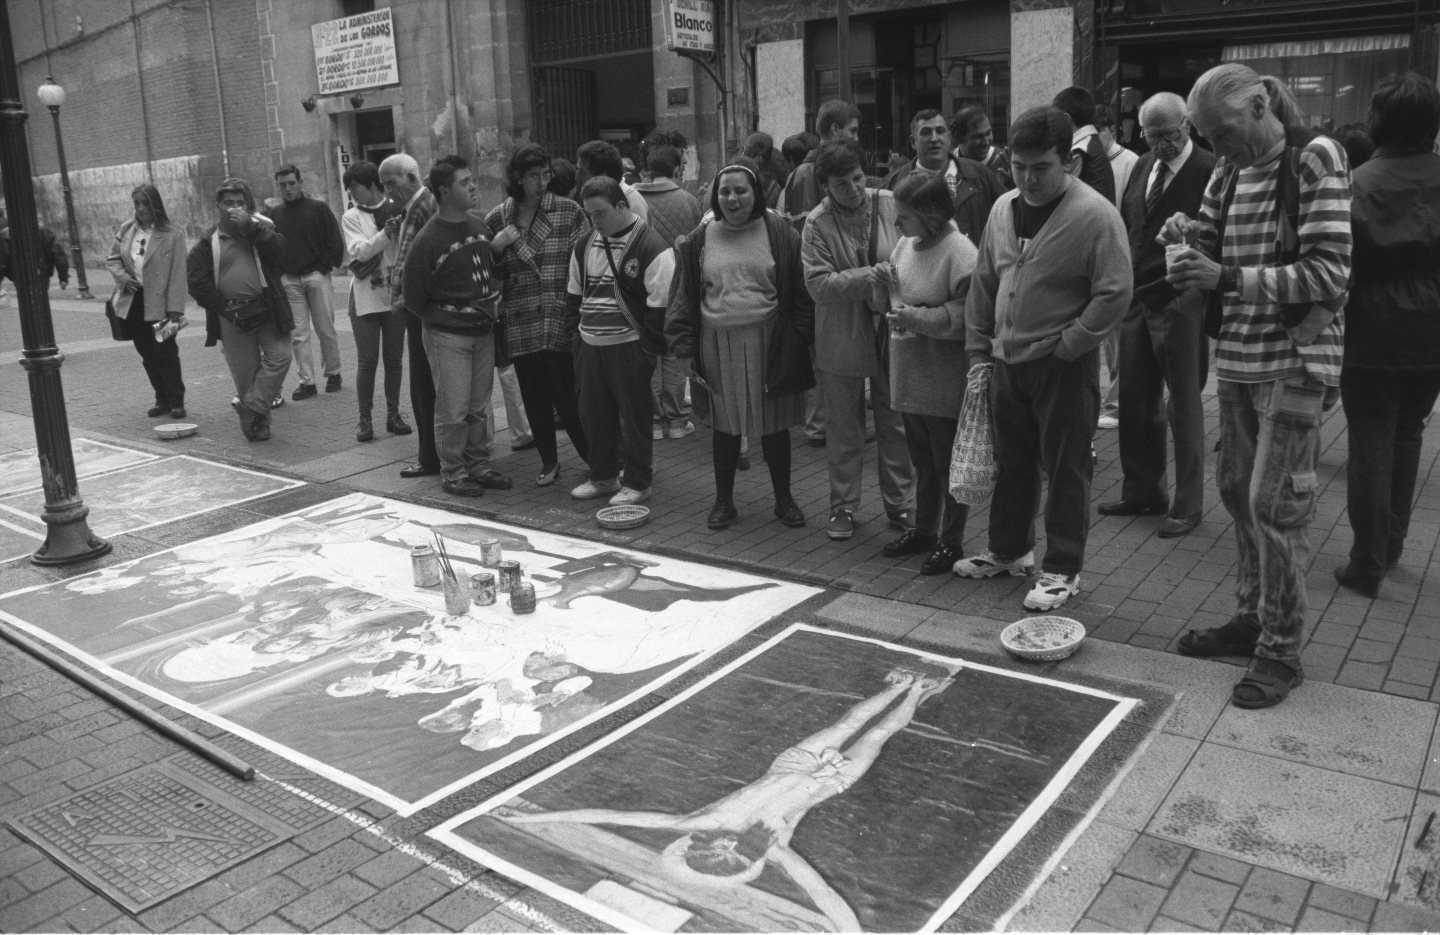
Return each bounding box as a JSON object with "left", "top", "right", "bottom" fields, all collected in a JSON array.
[
  {"left": 883, "top": 109, "right": 1007, "bottom": 244},
  {"left": 0, "top": 207, "right": 69, "bottom": 290},
  {"left": 271, "top": 164, "right": 345, "bottom": 400},
  {"left": 1054, "top": 86, "right": 1117, "bottom": 203},
  {"left": 187, "top": 177, "right": 294, "bottom": 441},
  {"left": 1099, "top": 91, "right": 1215, "bottom": 538}
]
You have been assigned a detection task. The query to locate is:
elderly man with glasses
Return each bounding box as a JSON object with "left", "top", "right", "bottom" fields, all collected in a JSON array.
[{"left": 1099, "top": 91, "right": 1216, "bottom": 540}]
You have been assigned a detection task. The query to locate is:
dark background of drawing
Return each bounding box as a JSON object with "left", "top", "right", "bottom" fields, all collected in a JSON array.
[{"left": 454, "top": 628, "right": 1125, "bottom": 932}]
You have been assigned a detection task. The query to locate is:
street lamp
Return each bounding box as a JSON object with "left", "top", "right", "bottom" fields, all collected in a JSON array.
[{"left": 36, "top": 76, "right": 92, "bottom": 299}]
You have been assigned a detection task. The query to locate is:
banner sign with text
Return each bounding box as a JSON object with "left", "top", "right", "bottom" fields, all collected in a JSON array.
[
  {"left": 312, "top": 7, "right": 399, "bottom": 95},
  {"left": 664, "top": 0, "right": 716, "bottom": 54}
]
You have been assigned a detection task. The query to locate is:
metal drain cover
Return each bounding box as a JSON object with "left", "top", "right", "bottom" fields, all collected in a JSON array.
[{"left": 8, "top": 761, "right": 296, "bottom": 913}]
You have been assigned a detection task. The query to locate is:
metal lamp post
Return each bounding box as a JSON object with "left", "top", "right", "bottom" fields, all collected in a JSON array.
[
  {"left": 36, "top": 76, "right": 92, "bottom": 300},
  {"left": 0, "top": 14, "right": 110, "bottom": 566}
]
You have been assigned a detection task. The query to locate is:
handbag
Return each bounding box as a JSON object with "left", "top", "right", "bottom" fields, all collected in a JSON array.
[
  {"left": 105, "top": 297, "right": 131, "bottom": 341},
  {"left": 949, "top": 362, "right": 997, "bottom": 505}
]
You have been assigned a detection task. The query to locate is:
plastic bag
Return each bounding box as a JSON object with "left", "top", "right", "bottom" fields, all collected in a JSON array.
[{"left": 948, "top": 362, "right": 996, "bottom": 505}]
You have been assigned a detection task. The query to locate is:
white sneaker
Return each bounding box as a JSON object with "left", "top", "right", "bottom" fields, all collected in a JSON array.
[
  {"left": 667, "top": 420, "right": 695, "bottom": 439},
  {"left": 651, "top": 424, "right": 665, "bottom": 441},
  {"left": 1097, "top": 413, "right": 1119, "bottom": 429},
  {"left": 609, "top": 486, "right": 651, "bottom": 506},
  {"left": 1024, "top": 572, "right": 1081, "bottom": 611},
  {"left": 571, "top": 478, "right": 622, "bottom": 500},
  {"left": 952, "top": 550, "right": 1036, "bottom": 579}
]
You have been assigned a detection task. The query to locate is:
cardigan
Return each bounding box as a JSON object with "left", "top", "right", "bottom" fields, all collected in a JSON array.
[
  {"left": 884, "top": 226, "right": 976, "bottom": 418},
  {"left": 105, "top": 220, "right": 188, "bottom": 320},
  {"left": 966, "top": 179, "right": 1133, "bottom": 366},
  {"left": 801, "top": 189, "right": 900, "bottom": 378}
]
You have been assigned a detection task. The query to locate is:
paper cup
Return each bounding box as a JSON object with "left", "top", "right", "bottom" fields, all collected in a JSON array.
[{"left": 1165, "top": 242, "right": 1189, "bottom": 274}]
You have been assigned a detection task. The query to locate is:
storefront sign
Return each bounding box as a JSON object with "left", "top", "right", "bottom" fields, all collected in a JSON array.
[
  {"left": 664, "top": 0, "right": 716, "bottom": 54},
  {"left": 312, "top": 7, "right": 399, "bottom": 96}
]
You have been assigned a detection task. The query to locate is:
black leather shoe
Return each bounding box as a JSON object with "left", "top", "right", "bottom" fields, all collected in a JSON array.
[
  {"left": 292, "top": 383, "right": 318, "bottom": 401},
  {"left": 920, "top": 543, "right": 963, "bottom": 575},
  {"left": 1098, "top": 500, "right": 1168, "bottom": 517},
  {"left": 707, "top": 500, "right": 738, "bottom": 529},
  {"left": 399, "top": 463, "right": 440, "bottom": 478},
  {"left": 773, "top": 499, "right": 805, "bottom": 528},
  {"left": 1334, "top": 564, "right": 1381, "bottom": 599},
  {"left": 386, "top": 413, "right": 413, "bottom": 435},
  {"left": 882, "top": 529, "right": 937, "bottom": 558},
  {"left": 1158, "top": 515, "right": 1200, "bottom": 538},
  {"left": 147, "top": 403, "right": 168, "bottom": 418}
]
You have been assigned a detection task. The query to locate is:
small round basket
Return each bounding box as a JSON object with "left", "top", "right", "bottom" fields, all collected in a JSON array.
[
  {"left": 154, "top": 422, "right": 198, "bottom": 441},
  {"left": 1000, "top": 615, "right": 1086, "bottom": 662},
  {"left": 595, "top": 504, "right": 651, "bottom": 531}
]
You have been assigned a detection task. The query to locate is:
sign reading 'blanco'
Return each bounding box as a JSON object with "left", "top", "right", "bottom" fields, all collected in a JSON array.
[
  {"left": 664, "top": 0, "right": 716, "bottom": 54},
  {"left": 312, "top": 7, "right": 399, "bottom": 95}
]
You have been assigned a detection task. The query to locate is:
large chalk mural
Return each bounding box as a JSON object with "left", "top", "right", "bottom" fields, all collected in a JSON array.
[
  {"left": 0, "top": 493, "right": 818, "bottom": 814},
  {"left": 431, "top": 625, "right": 1137, "bottom": 933}
]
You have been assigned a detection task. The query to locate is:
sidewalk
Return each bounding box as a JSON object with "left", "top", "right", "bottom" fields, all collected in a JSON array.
[{"left": 2, "top": 272, "right": 1440, "bottom": 932}]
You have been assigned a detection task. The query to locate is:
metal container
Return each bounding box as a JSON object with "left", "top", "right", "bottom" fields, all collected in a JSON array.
[
  {"left": 470, "top": 571, "right": 497, "bottom": 606},
  {"left": 496, "top": 560, "right": 522, "bottom": 592},
  {"left": 509, "top": 581, "right": 536, "bottom": 614},
  {"left": 410, "top": 544, "right": 440, "bottom": 588},
  {"left": 479, "top": 537, "right": 503, "bottom": 567},
  {"left": 441, "top": 574, "right": 470, "bottom": 615}
]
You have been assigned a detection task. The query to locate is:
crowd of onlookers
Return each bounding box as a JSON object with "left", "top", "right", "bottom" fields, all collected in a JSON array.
[{"left": 4, "top": 62, "right": 1438, "bottom": 712}]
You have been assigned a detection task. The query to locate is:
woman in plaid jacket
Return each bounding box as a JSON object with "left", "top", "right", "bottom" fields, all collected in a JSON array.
[{"left": 484, "top": 145, "right": 591, "bottom": 487}]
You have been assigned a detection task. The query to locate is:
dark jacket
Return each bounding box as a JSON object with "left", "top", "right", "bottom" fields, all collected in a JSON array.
[
  {"left": 1120, "top": 144, "right": 1216, "bottom": 313},
  {"left": 187, "top": 220, "right": 293, "bottom": 346},
  {"left": 1344, "top": 150, "right": 1440, "bottom": 371},
  {"left": 883, "top": 155, "right": 1007, "bottom": 244},
  {"left": 666, "top": 211, "right": 815, "bottom": 398},
  {"left": 0, "top": 226, "right": 69, "bottom": 286},
  {"left": 270, "top": 196, "right": 344, "bottom": 276}
]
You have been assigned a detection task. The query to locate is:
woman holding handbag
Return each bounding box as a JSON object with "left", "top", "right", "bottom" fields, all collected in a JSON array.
[
  {"left": 105, "top": 183, "right": 189, "bottom": 419},
  {"left": 667, "top": 157, "right": 813, "bottom": 529}
]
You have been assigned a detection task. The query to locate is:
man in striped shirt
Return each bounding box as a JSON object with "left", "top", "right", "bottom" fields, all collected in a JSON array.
[{"left": 1165, "top": 64, "right": 1351, "bottom": 710}]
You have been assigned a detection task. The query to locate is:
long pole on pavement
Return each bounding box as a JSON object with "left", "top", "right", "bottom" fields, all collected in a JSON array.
[
  {"left": 0, "top": 2, "right": 111, "bottom": 566},
  {"left": 43, "top": 99, "right": 93, "bottom": 299}
]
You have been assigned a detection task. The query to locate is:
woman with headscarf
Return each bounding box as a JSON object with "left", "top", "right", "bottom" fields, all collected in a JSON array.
[
  {"left": 106, "top": 183, "right": 189, "bottom": 418},
  {"left": 667, "top": 156, "right": 813, "bottom": 529}
]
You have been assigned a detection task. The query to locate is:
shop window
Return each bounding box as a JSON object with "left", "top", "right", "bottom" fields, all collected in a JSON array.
[
  {"left": 1224, "top": 35, "right": 1410, "bottom": 133},
  {"left": 945, "top": 53, "right": 1011, "bottom": 143}
]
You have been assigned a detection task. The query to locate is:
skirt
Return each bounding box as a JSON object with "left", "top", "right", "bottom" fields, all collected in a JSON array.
[{"left": 699, "top": 318, "right": 805, "bottom": 437}]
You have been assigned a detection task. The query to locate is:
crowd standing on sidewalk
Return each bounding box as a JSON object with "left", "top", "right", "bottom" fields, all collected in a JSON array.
[{"left": 13, "top": 61, "right": 1434, "bottom": 711}]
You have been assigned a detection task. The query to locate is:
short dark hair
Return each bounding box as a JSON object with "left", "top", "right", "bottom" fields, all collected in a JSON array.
[
  {"left": 342, "top": 160, "right": 380, "bottom": 191},
  {"left": 781, "top": 133, "right": 813, "bottom": 167},
  {"left": 643, "top": 127, "right": 688, "bottom": 162},
  {"left": 816, "top": 99, "right": 862, "bottom": 138},
  {"left": 646, "top": 145, "right": 682, "bottom": 179},
  {"left": 952, "top": 105, "right": 988, "bottom": 138},
  {"left": 576, "top": 140, "right": 624, "bottom": 181},
  {"left": 1332, "top": 123, "right": 1375, "bottom": 168},
  {"left": 910, "top": 108, "right": 944, "bottom": 132},
  {"left": 548, "top": 158, "right": 577, "bottom": 198},
  {"left": 274, "top": 164, "right": 301, "bottom": 182},
  {"left": 504, "top": 144, "right": 550, "bottom": 200},
  {"left": 579, "top": 175, "right": 626, "bottom": 207},
  {"left": 709, "top": 156, "right": 767, "bottom": 222},
  {"left": 814, "top": 139, "right": 865, "bottom": 185},
  {"left": 1053, "top": 86, "right": 1097, "bottom": 127},
  {"left": 1092, "top": 104, "right": 1115, "bottom": 131},
  {"left": 426, "top": 155, "right": 469, "bottom": 199},
  {"left": 893, "top": 173, "right": 953, "bottom": 240},
  {"left": 1009, "top": 107, "right": 1075, "bottom": 161},
  {"left": 742, "top": 132, "right": 774, "bottom": 161},
  {"left": 1368, "top": 71, "right": 1440, "bottom": 154}
]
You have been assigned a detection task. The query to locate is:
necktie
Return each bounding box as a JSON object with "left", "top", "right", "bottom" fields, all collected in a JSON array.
[{"left": 1146, "top": 162, "right": 1170, "bottom": 217}]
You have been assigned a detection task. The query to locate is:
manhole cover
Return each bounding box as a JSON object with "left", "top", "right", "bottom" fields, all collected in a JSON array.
[{"left": 8, "top": 761, "right": 296, "bottom": 913}]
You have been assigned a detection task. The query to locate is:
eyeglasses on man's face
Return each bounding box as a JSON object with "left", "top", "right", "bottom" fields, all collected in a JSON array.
[{"left": 1142, "top": 126, "right": 1185, "bottom": 144}]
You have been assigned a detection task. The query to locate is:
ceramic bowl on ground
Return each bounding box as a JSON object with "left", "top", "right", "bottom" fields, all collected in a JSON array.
[
  {"left": 595, "top": 504, "right": 651, "bottom": 530},
  {"left": 154, "top": 422, "right": 198, "bottom": 440},
  {"left": 1000, "top": 615, "right": 1086, "bottom": 662}
]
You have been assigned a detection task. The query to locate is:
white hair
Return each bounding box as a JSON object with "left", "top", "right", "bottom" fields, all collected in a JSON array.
[
  {"left": 1188, "top": 63, "right": 1266, "bottom": 117},
  {"left": 1139, "top": 91, "right": 1187, "bottom": 125},
  {"left": 378, "top": 152, "right": 420, "bottom": 182}
]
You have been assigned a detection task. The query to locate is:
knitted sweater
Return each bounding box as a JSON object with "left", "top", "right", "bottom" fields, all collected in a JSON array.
[
  {"left": 966, "top": 180, "right": 1133, "bottom": 366},
  {"left": 885, "top": 225, "right": 977, "bottom": 417},
  {"left": 401, "top": 212, "right": 500, "bottom": 334}
]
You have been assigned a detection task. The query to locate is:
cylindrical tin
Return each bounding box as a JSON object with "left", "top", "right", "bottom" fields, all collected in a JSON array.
[
  {"left": 442, "top": 574, "right": 470, "bottom": 615},
  {"left": 410, "top": 544, "right": 440, "bottom": 588},
  {"left": 479, "top": 537, "right": 503, "bottom": 567},
  {"left": 509, "top": 581, "right": 536, "bottom": 614},
  {"left": 470, "top": 571, "right": 497, "bottom": 606},
  {"left": 496, "top": 560, "right": 522, "bottom": 592}
]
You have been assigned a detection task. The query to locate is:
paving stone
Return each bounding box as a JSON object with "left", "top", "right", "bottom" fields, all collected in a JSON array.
[
  {"left": 349, "top": 871, "right": 453, "bottom": 929},
  {"left": 1305, "top": 883, "right": 1376, "bottom": 922},
  {"left": 277, "top": 874, "right": 377, "bottom": 930},
  {"left": 1371, "top": 899, "right": 1440, "bottom": 932},
  {"left": 173, "top": 915, "right": 229, "bottom": 933},
  {"left": 244, "top": 914, "right": 301, "bottom": 933},
  {"left": 422, "top": 883, "right": 512, "bottom": 930},
  {"left": 0, "top": 877, "right": 95, "bottom": 931},
  {"left": 1085, "top": 875, "right": 1168, "bottom": 930},
  {"left": 1115, "top": 834, "right": 1192, "bottom": 888},
  {"left": 315, "top": 912, "right": 377, "bottom": 933},
  {"left": 281, "top": 838, "right": 377, "bottom": 890},
  {"left": 353, "top": 849, "right": 429, "bottom": 889},
  {"left": 137, "top": 879, "right": 235, "bottom": 932},
  {"left": 1293, "top": 906, "right": 1357, "bottom": 932},
  {"left": 1072, "top": 919, "right": 1124, "bottom": 932},
  {"left": 1154, "top": 916, "right": 1208, "bottom": 932},
  {"left": 1220, "top": 908, "right": 1293, "bottom": 931},
  {"left": 1189, "top": 851, "right": 1252, "bottom": 886},
  {"left": 461, "top": 907, "right": 549, "bottom": 933},
  {"left": 1160, "top": 870, "right": 1240, "bottom": 930},
  {"left": 206, "top": 876, "right": 307, "bottom": 931},
  {"left": 1232, "top": 867, "right": 1310, "bottom": 926},
  {"left": 293, "top": 815, "right": 367, "bottom": 853}
]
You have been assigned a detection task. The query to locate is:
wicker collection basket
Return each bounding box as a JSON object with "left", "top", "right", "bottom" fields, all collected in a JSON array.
[
  {"left": 1000, "top": 616, "right": 1087, "bottom": 662},
  {"left": 595, "top": 505, "right": 651, "bottom": 530}
]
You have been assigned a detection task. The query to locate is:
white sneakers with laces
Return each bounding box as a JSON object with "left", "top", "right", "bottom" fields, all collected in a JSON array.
[
  {"left": 952, "top": 550, "right": 1036, "bottom": 578},
  {"left": 1024, "top": 572, "right": 1081, "bottom": 611}
]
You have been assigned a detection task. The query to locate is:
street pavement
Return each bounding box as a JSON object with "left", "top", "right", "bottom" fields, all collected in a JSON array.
[{"left": 4, "top": 271, "right": 1440, "bottom": 933}]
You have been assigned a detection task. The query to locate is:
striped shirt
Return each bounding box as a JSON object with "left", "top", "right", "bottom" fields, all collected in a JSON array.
[
  {"left": 388, "top": 187, "right": 437, "bottom": 310},
  {"left": 567, "top": 222, "right": 675, "bottom": 346},
  {"left": 1194, "top": 136, "right": 1351, "bottom": 386}
]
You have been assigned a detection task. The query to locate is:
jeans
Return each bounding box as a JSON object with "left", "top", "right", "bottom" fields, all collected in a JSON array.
[
  {"left": 513, "top": 350, "right": 589, "bottom": 467},
  {"left": 576, "top": 340, "right": 655, "bottom": 489},
  {"left": 219, "top": 313, "right": 291, "bottom": 418},
  {"left": 650, "top": 353, "right": 692, "bottom": 428},
  {"left": 351, "top": 304, "right": 406, "bottom": 418},
  {"left": 421, "top": 325, "right": 496, "bottom": 483},
  {"left": 125, "top": 288, "right": 185, "bottom": 407},
  {"left": 902, "top": 412, "right": 967, "bottom": 548},
  {"left": 1217, "top": 376, "right": 1326, "bottom": 669},
  {"left": 1101, "top": 328, "right": 1121, "bottom": 416},
  {"left": 283, "top": 271, "right": 340, "bottom": 384},
  {"left": 406, "top": 312, "right": 439, "bottom": 471},
  {"left": 988, "top": 353, "right": 1100, "bottom": 576},
  {"left": 817, "top": 370, "right": 914, "bottom": 517},
  {"left": 1340, "top": 369, "right": 1440, "bottom": 579}
]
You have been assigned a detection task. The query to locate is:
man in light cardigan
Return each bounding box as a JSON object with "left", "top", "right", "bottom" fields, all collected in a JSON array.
[{"left": 956, "top": 106, "right": 1133, "bottom": 612}]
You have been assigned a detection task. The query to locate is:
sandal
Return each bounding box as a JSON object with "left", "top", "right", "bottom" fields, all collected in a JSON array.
[
  {"left": 1231, "top": 657, "right": 1303, "bottom": 709},
  {"left": 1177, "top": 614, "right": 1260, "bottom": 658}
]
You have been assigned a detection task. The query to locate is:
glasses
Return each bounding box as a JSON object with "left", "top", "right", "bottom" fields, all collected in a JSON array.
[{"left": 1142, "top": 126, "right": 1185, "bottom": 144}]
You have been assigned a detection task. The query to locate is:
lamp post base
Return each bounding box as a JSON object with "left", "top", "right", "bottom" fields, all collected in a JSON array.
[{"left": 30, "top": 495, "right": 111, "bottom": 566}]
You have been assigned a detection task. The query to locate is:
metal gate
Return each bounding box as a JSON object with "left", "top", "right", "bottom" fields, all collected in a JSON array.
[{"left": 533, "top": 66, "right": 598, "bottom": 162}]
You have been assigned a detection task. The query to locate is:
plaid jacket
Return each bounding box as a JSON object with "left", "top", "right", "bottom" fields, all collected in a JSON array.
[
  {"left": 389, "top": 187, "right": 438, "bottom": 312},
  {"left": 483, "top": 192, "right": 587, "bottom": 355}
]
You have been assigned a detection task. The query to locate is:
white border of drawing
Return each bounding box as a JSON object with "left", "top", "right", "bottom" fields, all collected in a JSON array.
[
  {"left": 0, "top": 492, "right": 818, "bottom": 817},
  {"left": 0, "top": 456, "right": 303, "bottom": 563},
  {"left": 428, "top": 623, "right": 1138, "bottom": 934},
  {"left": 0, "top": 437, "right": 160, "bottom": 496}
]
